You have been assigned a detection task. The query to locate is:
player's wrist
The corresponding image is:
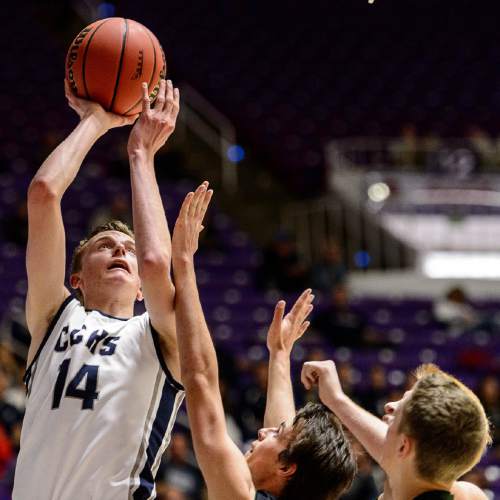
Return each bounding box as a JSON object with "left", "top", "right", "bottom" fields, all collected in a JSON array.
[
  {"left": 128, "top": 146, "right": 155, "bottom": 162},
  {"left": 172, "top": 254, "right": 195, "bottom": 269},
  {"left": 269, "top": 349, "right": 291, "bottom": 361},
  {"left": 80, "top": 113, "right": 109, "bottom": 137}
]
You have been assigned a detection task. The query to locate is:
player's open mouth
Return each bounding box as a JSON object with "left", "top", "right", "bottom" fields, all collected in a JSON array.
[{"left": 107, "top": 260, "right": 130, "bottom": 273}]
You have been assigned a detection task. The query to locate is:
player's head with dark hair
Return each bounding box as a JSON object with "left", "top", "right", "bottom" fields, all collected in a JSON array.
[
  {"left": 246, "top": 402, "right": 356, "bottom": 500},
  {"left": 381, "top": 364, "right": 491, "bottom": 486},
  {"left": 70, "top": 220, "right": 142, "bottom": 306}
]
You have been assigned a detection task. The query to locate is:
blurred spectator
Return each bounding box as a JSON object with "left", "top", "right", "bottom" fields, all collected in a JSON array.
[
  {"left": 156, "top": 484, "right": 188, "bottom": 500},
  {"left": 2, "top": 201, "right": 28, "bottom": 247},
  {"left": 467, "top": 125, "right": 497, "bottom": 169},
  {"left": 389, "top": 123, "right": 418, "bottom": 168},
  {"left": 0, "top": 367, "right": 22, "bottom": 438},
  {"left": 219, "top": 379, "right": 243, "bottom": 449},
  {"left": 340, "top": 440, "right": 379, "bottom": 500},
  {"left": 310, "top": 240, "right": 346, "bottom": 294},
  {"left": 198, "top": 209, "right": 226, "bottom": 255},
  {"left": 0, "top": 421, "right": 21, "bottom": 496},
  {"left": 0, "top": 302, "right": 30, "bottom": 366},
  {"left": 359, "top": 364, "right": 389, "bottom": 416},
  {"left": 238, "top": 361, "right": 268, "bottom": 439},
  {"left": 421, "top": 130, "right": 443, "bottom": 171},
  {"left": 433, "top": 286, "right": 479, "bottom": 333},
  {"left": 477, "top": 375, "right": 500, "bottom": 448},
  {"left": 256, "top": 230, "right": 307, "bottom": 292},
  {"left": 89, "top": 193, "right": 133, "bottom": 231},
  {"left": 312, "top": 285, "right": 381, "bottom": 348},
  {"left": 157, "top": 432, "right": 203, "bottom": 500},
  {"left": 337, "top": 361, "right": 357, "bottom": 400}
]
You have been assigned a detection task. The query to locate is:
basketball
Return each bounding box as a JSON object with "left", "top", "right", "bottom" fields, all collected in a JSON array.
[{"left": 65, "top": 18, "right": 166, "bottom": 116}]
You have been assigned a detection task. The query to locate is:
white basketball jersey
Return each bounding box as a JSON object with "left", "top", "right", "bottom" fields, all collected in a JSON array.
[{"left": 13, "top": 297, "right": 184, "bottom": 500}]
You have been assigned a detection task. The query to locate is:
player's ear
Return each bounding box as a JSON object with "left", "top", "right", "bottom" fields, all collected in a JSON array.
[
  {"left": 70, "top": 273, "right": 81, "bottom": 291},
  {"left": 278, "top": 462, "right": 297, "bottom": 479},
  {"left": 398, "top": 434, "right": 413, "bottom": 459},
  {"left": 136, "top": 286, "right": 144, "bottom": 302}
]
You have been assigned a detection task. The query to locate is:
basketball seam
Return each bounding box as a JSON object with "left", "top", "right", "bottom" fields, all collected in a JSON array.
[
  {"left": 81, "top": 19, "right": 111, "bottom": 100},
  {"left": 109, "top": 18, "right": 129, "bottom": 112},
  {"left": 122, "top": 29, "right": 158, "bottom": 116}
]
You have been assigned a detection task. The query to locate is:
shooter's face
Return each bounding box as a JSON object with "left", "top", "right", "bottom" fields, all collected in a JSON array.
[
  {"left": 380, "top": 390, "right": 412, "bottom": 473},
  {"left": 72, "top": 231, "right": 142, "bottom": 304},
  {"left": 245, "top": 422, "right": 293, "bottom": 489}
]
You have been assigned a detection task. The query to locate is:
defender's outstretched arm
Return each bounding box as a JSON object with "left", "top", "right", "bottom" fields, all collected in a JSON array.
[
  {"left": 264, "top": 290, "right": 314, "bottom": 427},
  {"left": 172, "top": 185, "right": 255, "bottom": 500}
]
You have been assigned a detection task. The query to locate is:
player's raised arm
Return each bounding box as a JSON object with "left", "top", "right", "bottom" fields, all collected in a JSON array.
[
  {"left": 301, "top": 360, "right": 388, "bottom": 465},
  {"left": 26, "top": 82, "right": 136, "bottom": 363},
  {"left": 264, "top": 290, "right": 314, "bottom": 427},
  {"left": 172, "top": 185, "right": 255, "bottom": 500},
  {"left": 127, "top": 79, "right": 181, "bottom": 380}
]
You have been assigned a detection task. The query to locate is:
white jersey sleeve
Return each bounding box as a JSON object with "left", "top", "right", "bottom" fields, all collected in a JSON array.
[{"left": 13, "top": 297, "right": 184, "bottom": 500}]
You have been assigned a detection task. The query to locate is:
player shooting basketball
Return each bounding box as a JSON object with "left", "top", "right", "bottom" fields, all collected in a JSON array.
[
  {"left": 171, "top": 185, "right": 356, "bottom": 500},
  {"left": 301, "top": 360, "right": 491, "bottom": 500},
  {"left": 13, "top": 80, "right": 185, "bottom": 499}
]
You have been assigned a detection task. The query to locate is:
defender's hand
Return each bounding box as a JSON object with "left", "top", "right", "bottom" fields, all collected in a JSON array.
[
  {"left": 64, "top": 80, "right": 138, "bottom": 131},
  {"left": 172, "top": 182, "right": 213, "bottom": 262},
  {"left": 301, "top": 360, "right": 345, "bottom": 408},
  {"left": 267, "top": 289, "right": 314, "bottom": 355},
  {"left": 127, "top": 79, "right": 180, "bottom": 157}
]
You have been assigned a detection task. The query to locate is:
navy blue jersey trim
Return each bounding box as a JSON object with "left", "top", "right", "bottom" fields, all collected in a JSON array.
[
  {"left": 149, "top": 321, "right": 184, "bottom": 391},
  {"left": 84, "top": 308, "right": 129, "bottom": 321},
  {"left": 23, "top": 295, "right": 75, "bottom": 385},
  {"left": 133, "top": 381, "right": 177, "bottom": 499}
]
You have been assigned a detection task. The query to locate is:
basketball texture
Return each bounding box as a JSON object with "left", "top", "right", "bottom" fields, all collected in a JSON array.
[{"left": 66, "top": 18, "right": 166, "bottom": 116}]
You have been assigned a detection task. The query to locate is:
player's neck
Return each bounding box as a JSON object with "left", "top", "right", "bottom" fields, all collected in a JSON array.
[
  {"left": 254, "top": 474, "right": 285, "bottom": 498},
  {"left": 84, "top": 295, "right": 135, "bottom": 319},
  {"left": 391, "top": 469, "right": 452, "bottom": 500}
]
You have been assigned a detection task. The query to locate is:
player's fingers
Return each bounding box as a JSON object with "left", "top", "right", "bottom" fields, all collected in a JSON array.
[
  {"left": 271, "top": 300, "right": 286, "bottom": 328},
  {"left": 289, "top": 289, "right": 313, "bottom": 321},
  {"left": 198, "top": 189, "right": 213, "bottom": 222},
  {"left": 155, "top": 79, "right": 166, "bottom": 111},
  {"left": 163, "top": 79, "right": 174, "bottom": 115},
  {"left": 297, "top": 321, "right": 311, "bottom": 339},
  {"left": 179, "top": 192, "right": 194, "bottom": 220},
  {"left": 301, "top": 365, "right": 314, "bottom": 390},
  {"left": 195, "top": 182, "right": 210, "bottom": 218},
  {"left": 297, "top": 294, "right": 314, "bottom": 323},
  {"left": 172, "top": 87, "right": 180, "bottom": 119},
  {"left": 141, "top": 82, "right": 151, "bottom": 112},
  {"left": 189, "top": 184, "right": 206, "bottom": 219},
  {"left": 294, "top": 304, "right": 313, "bottom": 330},
  {"left": 192, "top": 182, "right": 209, "bottom": 218}
]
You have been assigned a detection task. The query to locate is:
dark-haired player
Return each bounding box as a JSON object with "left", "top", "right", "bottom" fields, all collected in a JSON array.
[
  {"left": 13, "top": 80, "right": 186, "bottom": 499},
  {"left": 171, "top": 185, "right": 356, "bottom": 500}
]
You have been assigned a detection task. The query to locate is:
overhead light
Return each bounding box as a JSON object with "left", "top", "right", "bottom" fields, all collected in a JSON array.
[
  {"left": 422, "top": 252, "right": 500, "bottom": 279},
  {"left": 368, "top": 182, "right": 390, "bottom": 202}
]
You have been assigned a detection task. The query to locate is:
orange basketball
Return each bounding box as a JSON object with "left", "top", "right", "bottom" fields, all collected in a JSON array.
[{"left": 65, "top": 18, "right": 166, "bottom": 116}]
